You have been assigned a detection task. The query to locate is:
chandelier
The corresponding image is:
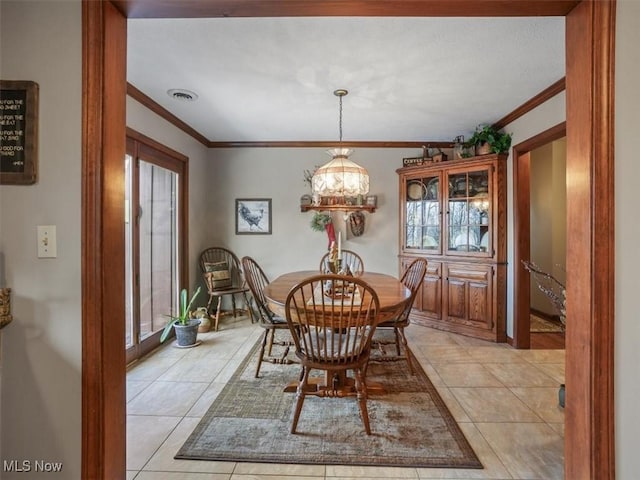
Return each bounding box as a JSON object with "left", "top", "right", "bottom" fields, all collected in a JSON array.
[{"left": 311, "top": 89, "right": 370, "bottom": 197}]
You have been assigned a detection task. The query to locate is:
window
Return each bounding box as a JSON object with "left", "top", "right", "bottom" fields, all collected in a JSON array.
[{"left": 125, "top": 133, "right": 188, "bottom": 364}]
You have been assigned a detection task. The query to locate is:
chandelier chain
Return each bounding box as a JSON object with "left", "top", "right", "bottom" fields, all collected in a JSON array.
[{"left": 338, "top": 94, "right": 343, "bottom": 142}]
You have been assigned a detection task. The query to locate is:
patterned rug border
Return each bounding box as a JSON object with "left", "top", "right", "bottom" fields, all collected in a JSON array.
[{"left": 175, "top": 335, "right": 482, "bottom": 469}]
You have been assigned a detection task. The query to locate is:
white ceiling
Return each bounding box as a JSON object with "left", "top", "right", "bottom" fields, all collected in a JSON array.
[{"left": 126, "top": 16, "right": 565, "bottom": 143}]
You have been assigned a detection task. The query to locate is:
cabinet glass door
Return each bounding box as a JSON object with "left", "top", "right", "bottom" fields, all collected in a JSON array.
[
  {"left": 447, "top": 168, "right": 490, "bottom": 254},
  {"left": 404, "top": 175, "right": 441, "bottom": 252}
]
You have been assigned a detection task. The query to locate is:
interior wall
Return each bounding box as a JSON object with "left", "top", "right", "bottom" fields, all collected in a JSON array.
[
  {"left": 133, "top": 95, "right": 569, "bottom": 337},
  {"left": 504, "top": 92, "right": 566, "bottom": 336},
  {"left": 616, "top": 0, "right": 640, "bottom": 476},
  {"left": 205, "top": 147, "right": 417, "bottom": 283},
  {"left": 529, "top": 138, "right": 567, "bottom": 315},
  {"left": 0, "top": 1, "right": 82, "bottom": 478},
  {"left": 126, "top": 96, "right": 211, "bottom": 290},
  {"left": 3, "top": 2, "right": 639, "bottom": 477}
]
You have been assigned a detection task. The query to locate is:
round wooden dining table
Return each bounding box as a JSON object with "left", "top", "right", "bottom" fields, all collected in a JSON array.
[
  {"left": 263, "top": 270, "right": 411, "bottom": 396},
  {"left": 263, "top": 270, "right": 411, "bottom": 324}
]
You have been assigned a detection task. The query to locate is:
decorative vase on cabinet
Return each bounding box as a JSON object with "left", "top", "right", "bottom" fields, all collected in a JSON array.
[{"left": 397, "top": 154, "right": 507, "bottom": 342}]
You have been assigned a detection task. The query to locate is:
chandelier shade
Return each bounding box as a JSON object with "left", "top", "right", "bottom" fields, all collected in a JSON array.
[
  {"left": 312, "top": 148, "right": 370, "bottom": 197},
  {"left": 311, "top": 89, "right": 370, "bottom": 197}
]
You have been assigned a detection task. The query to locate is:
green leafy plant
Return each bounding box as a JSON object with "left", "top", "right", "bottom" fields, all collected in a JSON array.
[
  {"left": 160, "top": 286, "right": 202, "bottom": 343},
  {"left": 310, "top": 211, "right": 332, "bottom": 232},
  {"left": 466, "top": 124, "right": 512, "bottom": 154}
]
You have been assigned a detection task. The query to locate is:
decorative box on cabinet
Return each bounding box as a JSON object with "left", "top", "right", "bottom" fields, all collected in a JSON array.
[{"left": 397, "top": 154, "right": 507, "bottom": 342}]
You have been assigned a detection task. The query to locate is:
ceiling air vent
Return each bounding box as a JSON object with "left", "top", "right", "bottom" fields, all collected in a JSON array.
[{"left": 167, "top": 89, "right": 198, "bottom": 102}]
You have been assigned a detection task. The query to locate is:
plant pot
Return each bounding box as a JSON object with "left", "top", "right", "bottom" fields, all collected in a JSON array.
[
  {"left": 475, "top": 141, "right": 491, "bottom": 156},
  {"left": 197, "top": 315, "right": 211, "bottom": 333},
  {"left": 173, "top": 319, "right": 201, "bottom": 347}
]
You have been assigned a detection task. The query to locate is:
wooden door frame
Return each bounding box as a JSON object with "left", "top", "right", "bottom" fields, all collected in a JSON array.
[
  {"left": 82, "top": 1, "right": 616, "bottom": 478},
  {"left": 512, "top": 122, "right": 567, "bottom": 349},
  {"left": 124, "top": 129, "right": 190, "bottom": 364}
]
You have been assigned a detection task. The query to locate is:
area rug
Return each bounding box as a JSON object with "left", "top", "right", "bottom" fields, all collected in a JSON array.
[
  {"left": 530, "top": 313, "right": 565, "bottom": 333},
  {"left": 175, "top": 334, "right": 482, "bottom": 469}
]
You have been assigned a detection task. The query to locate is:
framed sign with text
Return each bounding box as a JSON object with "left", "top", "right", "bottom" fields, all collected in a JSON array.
[{"left": 0, "top": 80, "right": 38, "bottom": 185}]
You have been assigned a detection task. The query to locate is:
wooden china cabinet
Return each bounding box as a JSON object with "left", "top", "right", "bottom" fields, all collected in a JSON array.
[{"left": 397, "top": 154, "right": 507, "bottom": 342}]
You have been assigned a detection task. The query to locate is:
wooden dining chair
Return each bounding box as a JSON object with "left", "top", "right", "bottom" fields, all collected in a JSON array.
[
  {"left": 284, "top": 274, "right": 381, "bottom": 435},
  {"left": 371, "top": 257, "right": 428, "bottom": 374},
  {"left": 241, "top": 256, "right": 296, "bottom": 378},
  {"left": 199, "top": 247, "right": 253, "bottom": 331},
  {"left": 319, "top": 249, "right": 364, "bottom": 275}
]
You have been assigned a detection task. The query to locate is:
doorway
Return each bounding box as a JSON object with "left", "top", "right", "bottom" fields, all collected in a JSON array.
[
  {"left": 82, "top": 2, "right": 616, "bottom": 479},
  {"left": 513, "top": 123, "right": 566, "bottom": 350},
  {"left": 124, "top": 132, "right": 188, "bottom": 364},
  {"left": 528, "top": 138, "right": 567, "bottom": 349}
]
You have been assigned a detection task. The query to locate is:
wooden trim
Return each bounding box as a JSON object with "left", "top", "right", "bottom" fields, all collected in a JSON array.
[
  {"left": 514, "top": 122, "right": 567, "bottom": 153},
  {"left": 129, "top": 81, "right": 452, "bottom": 149},
  {"left": 512, "top": 150, "right": 531, "bottom": 349},
  {"left": 113, "top": 0, "right": 581, "bottom": 18},
  {"left": 208, "top": 140, "right": 453, "bottom": 148},
  {"left": 124, "top": 129, "right": 191, "bottom": 365},
  {"left": 126, "top": 127, "right": 189, "bottom": 162},
  {"left": 565, "top": 1, "right": 616, "bottom": 479},
  {"left": 129, "top": 74, "right": 566, "bottom": 150},
  {"left": 512, "top": 122, "right": 566, "bottom": 350},
  {"left": 493, "top": 78, "right": 566, "bottom": 131},
  {"left": 83, "top": 1, "right": 616, "bottom": 479},
  {"left": 127, "top": 83, "right": 210, "bottom": 146},
  {"left": 82, "top": 1, "right": 127, "bottom": 478}
]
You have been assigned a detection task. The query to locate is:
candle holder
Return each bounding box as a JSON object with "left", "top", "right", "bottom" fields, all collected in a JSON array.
[{"left": 328, "top": 259, "right": 342, "bottom": 274}]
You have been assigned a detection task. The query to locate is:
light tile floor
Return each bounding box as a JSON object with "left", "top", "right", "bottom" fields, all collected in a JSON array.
[{"left": 126, "top": 315, "right": 565, "bottom": 480}]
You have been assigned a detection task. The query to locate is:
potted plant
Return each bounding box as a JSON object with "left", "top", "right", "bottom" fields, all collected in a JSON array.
[
  {"left": 160, "top": 286, "right": 202, "bottom": 346},
  {"left": 466, "top": 124, "right": 512, "bottom": 155}
]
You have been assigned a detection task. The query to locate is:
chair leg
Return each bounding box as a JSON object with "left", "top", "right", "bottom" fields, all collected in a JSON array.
[
  {"left": 214, "top": 297, "right": 223, "bottom": 331},
  {"left": 266, "top": 328, "right": 275, "bottom": 356},
  {"left": 397, "top": 327, "right": 415, "bottom": 375},
  {"left": 394, "top": 328, "right": 402, "bottom": 355},
  {"left": 242, "top": 291, "right": 255, "bottom": 323},
  {"left": 206, "top": 293, "right": 214, "bottom": 315},
  {"left": 291, "top": 367, "right": 310, "bottom": 434},
  {"left": 231, "top": 294, "right": 238, "bottom": 317},
  {"left": 255, "top": 329, "right": 269, "bottom": 378},
  {"left": 354, "top": 367, "right": 371, "bottom": 435}
]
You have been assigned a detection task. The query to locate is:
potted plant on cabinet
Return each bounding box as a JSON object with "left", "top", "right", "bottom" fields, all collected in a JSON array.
[
  {"left": 466, "top": 124, "right": 512, "bottom": 155},
  {"left": 160, "top": 286, "right": 202, "bottom": 347}
]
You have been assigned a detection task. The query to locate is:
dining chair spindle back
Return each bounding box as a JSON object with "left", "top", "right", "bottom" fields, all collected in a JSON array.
[
  {"left": 199, "top": 247, "right": 253, "bottom": 331},
  {"left": 371, "top": 257, "right": 428, "bottom": 374},
  {"left": 319, "top": 249, "right": 364, "bottom": 275},
  {"left": 284, "top": 274, "right": 381, "bottom": 435},
  {"left": 241, "top": 256, "right": 296, "bottom": 377}
]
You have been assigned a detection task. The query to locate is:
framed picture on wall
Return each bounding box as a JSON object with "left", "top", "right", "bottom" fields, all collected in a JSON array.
[
  {"left": 236, "top": 198, "right": 272, "bottom": 234},
  {"left": 0, "top": 80, "right": 39, "bottom": 185}
]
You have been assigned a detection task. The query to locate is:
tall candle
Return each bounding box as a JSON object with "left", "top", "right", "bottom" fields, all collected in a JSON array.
[{"left": 338, "top": 232, "right": 342, "bottom": 260}]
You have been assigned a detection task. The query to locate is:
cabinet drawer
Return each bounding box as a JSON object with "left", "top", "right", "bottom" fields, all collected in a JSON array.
[{"left": 445, "top": 264, "right": 491, "bottom": 282}]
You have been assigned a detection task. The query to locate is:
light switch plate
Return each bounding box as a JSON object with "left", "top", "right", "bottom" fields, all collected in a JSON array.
[{"left": 37, "top": 225, "right": 57, "bottom": 258}]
